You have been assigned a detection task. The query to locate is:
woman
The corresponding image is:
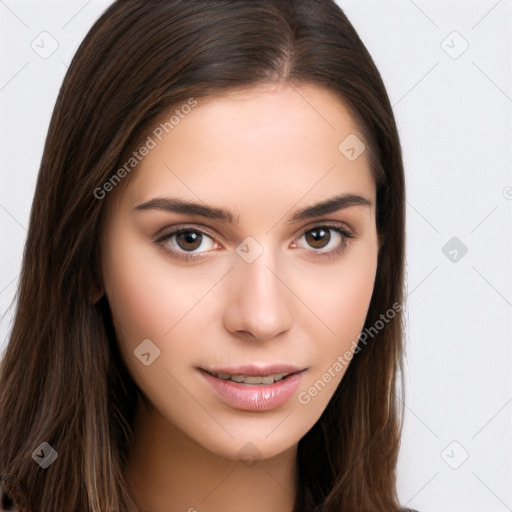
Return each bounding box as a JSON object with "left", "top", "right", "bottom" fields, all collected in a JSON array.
[{"left": 0, "top": 0, "right": 416, "bottom": 510}]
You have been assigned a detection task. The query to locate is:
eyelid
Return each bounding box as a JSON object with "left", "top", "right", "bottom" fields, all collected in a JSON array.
[
  {"left": 153, "top": 222, "right": 218, "bottom": 241},
  {"left": 154, "top": 219, "right": 356, "bottom": 242},
  {"left": 291, "top": 219, "right": 355, "bottom": 239}
]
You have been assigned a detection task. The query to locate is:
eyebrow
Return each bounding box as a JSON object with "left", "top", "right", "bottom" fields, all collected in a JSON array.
[{"left": 134, "top": 193, "right": 372, "bottom": 223}]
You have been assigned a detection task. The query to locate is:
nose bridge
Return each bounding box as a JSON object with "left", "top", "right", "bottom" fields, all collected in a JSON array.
[{"left": 223, "top": 239, "right": 294, "bottom": 339}]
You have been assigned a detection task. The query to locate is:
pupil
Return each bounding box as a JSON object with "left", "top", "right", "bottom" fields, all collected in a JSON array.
[
  {"left": 177, "top": 231, "right": 201, "bottom": 251},
  {"left": 306, "top": 228, "right": 330, "bottom": 249}
]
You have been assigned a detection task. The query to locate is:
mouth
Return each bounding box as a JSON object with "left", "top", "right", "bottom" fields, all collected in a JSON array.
[
  {"left": 198, "top": 365, "right": 307, "bottom": 411},
  {"left": 205, "top": 370, "right": 296, "bottom": 385}
]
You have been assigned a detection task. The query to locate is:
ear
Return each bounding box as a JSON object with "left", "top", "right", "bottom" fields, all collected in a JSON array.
[
  {"left": 88, "top": 267, "right": 105, "bottom": 304},
  {"left": 89, "top": 284, "right": 104, "bottom": 304},
  {"left": 378, "top": 232, "right": 385, "bottom": 250},
  {"left": 89, "top": 286, "right": 104, "bottom": 304}
]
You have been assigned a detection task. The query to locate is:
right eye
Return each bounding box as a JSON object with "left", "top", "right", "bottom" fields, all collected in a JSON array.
[{"left": 155, "top": 226, "right": 222, "bottom": 262}]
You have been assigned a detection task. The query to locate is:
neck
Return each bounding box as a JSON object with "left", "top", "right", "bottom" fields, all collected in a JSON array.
[{"left": 124, "top": 396, "right": 297, "bottom": 512}]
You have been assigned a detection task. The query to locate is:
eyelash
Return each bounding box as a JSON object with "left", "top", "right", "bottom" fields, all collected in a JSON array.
[{"left": 154, "top": 222, "right": 355, "bottom": 263}]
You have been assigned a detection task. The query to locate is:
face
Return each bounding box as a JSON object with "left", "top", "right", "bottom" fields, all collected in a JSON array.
[{"left": 99, "top": 83, "right": 379, "bottom": 462}]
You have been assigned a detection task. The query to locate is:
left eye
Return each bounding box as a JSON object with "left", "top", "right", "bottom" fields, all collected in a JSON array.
[{"left": 296, "top": 226, "right": 344, "bottom": 251}]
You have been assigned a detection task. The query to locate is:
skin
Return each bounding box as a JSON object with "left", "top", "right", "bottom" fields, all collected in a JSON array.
[{"left": 99, "top": 83, "right": 379, "bottom": 512}]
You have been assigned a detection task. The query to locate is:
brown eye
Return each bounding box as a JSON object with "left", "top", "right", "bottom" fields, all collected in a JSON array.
[
  {"left": 292, "top": 224, "right": 353, "bottom": 260},
  {"left": 305, "top": 228, "right": 331, "bottom": 249},
  {"left": 157, "top": 227, "right": 218, "bottom": 261},
  {"left": 176, "top": 230, "right": 203, "bottom": 251}
]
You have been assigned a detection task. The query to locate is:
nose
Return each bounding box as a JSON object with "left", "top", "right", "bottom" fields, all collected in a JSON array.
[{"left": 222, "top": 248, "right": 294, "bottom": 341}]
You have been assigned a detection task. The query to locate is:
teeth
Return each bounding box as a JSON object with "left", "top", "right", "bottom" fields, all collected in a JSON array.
[{"left": 211, "top": 372, "right": 288, "bottom": 384}]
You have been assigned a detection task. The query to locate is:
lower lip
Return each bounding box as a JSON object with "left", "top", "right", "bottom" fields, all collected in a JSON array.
[{"left": 199, "top": 369, "right": 304, "bottom": 411}]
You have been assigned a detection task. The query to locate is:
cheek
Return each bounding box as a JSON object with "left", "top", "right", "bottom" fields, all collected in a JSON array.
[
  {"left": 101, "top": 224, "right": 192, "bottom": 352},
  {"left": 100, "top": 224, "right": 224, "bottom": 382},
  {"left": 102, "top": 254, "right": 168, "bottom": 343},
  {"left": 100, "top": 238, "right": 202, "bottom": 406},
  {"left": 303, "top": 240, "right": 378, "bottom": 345},
  {"left": 294, "top": 237, "right": 378, "bottom": 400}
]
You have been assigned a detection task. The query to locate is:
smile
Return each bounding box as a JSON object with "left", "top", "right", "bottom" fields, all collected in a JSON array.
[{"left": 207, "top": 371, "right": 290, "bottom": 384}]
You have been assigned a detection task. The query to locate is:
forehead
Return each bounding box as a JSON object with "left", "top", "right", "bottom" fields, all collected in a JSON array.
[{"left": 121, "top": 83, "right": 375, "bottom": 215}]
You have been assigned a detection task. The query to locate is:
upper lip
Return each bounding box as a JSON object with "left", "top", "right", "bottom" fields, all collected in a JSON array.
[{"left": 201, "top": 364, "right": 305, "bottom": 377}]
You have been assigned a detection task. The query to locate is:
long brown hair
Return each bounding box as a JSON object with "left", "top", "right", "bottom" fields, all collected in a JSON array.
[{"left": 0, "top": 1, "right": 407, "bottom": 510}]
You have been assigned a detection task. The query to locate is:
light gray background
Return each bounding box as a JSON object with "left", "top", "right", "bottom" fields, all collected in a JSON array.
[{"left": 1, "top": 1, "right": 511, "bottom": 510}]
